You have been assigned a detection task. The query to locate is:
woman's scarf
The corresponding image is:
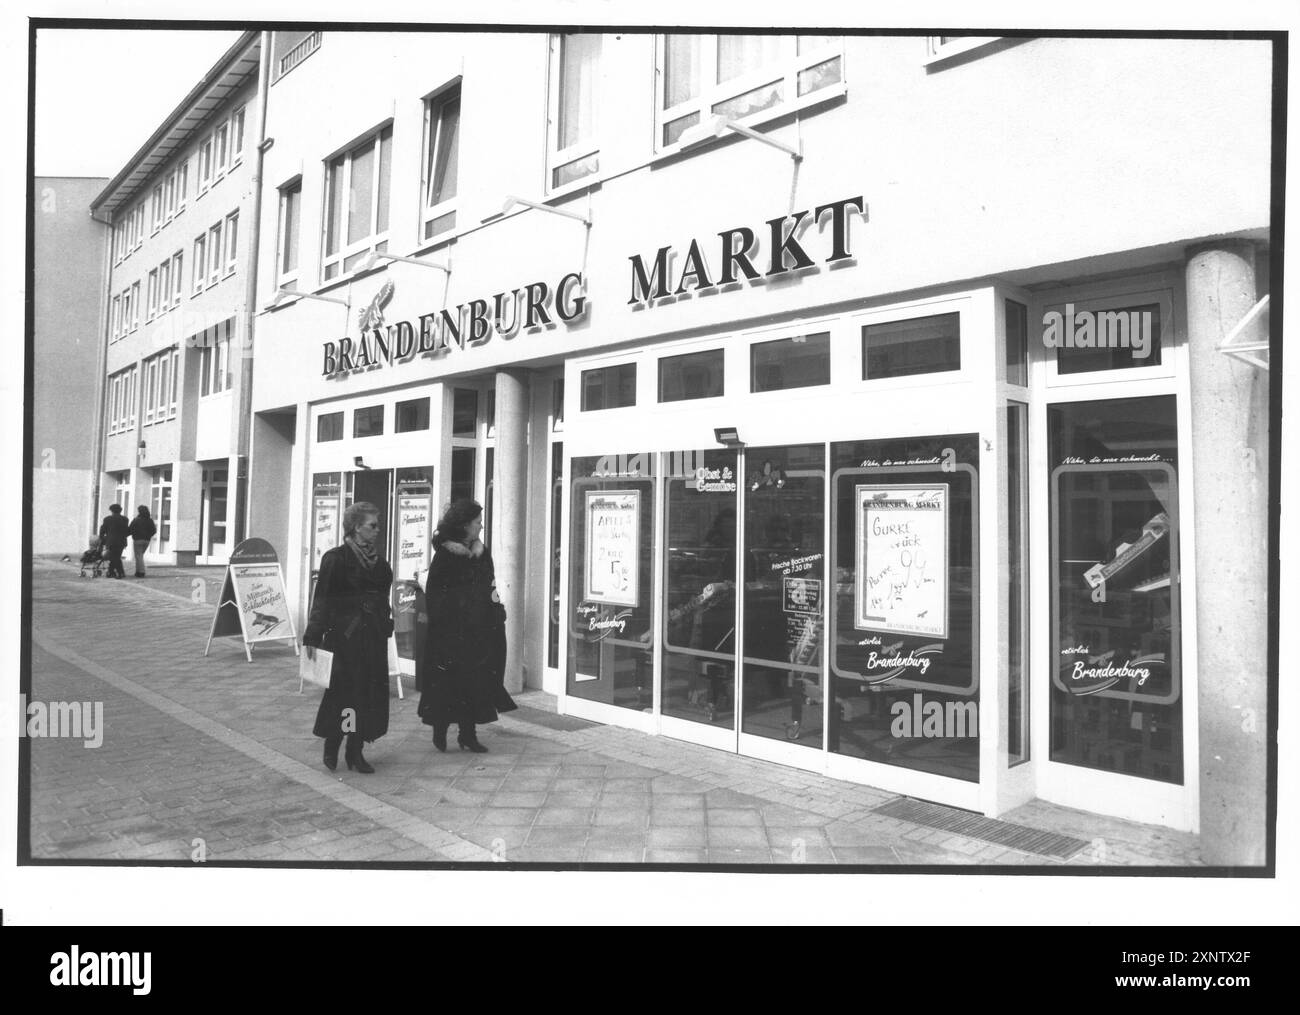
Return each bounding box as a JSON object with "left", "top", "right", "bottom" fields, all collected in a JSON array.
[{"left": 345, "top": 533, "right": 380, "bottom": 571}]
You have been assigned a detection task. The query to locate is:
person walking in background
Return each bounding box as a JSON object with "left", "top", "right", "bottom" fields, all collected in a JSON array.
[
  {"left": 98, "top": 504, "right": 130, "bottom": 580},
  {"left": 302, "top": 502, "right": 394, "bottom": 774},
  {"left": 127, "top": 505, "right": 157, "bottom": 578},
  {"left": 417, "top": 499, "right": 516, "bottom": 753}
]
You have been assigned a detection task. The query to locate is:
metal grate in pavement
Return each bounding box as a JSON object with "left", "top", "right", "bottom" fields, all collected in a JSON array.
[
  {"left": 508, "top": 706, "right": 600, "bottom": 732},
  {"left": 874, "top": 797, "right": 1089, "bottom": 860}
]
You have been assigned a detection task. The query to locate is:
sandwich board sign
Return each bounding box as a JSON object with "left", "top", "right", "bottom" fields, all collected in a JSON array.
[{"left": 205, "top": 537, "right": 300, "bottom": 663}]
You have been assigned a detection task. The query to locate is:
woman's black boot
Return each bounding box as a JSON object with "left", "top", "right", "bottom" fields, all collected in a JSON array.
[
  {"left": 322, "top": 734, "right": 342, "bottom": 772},
  {"left": 458, "top": 724, "right": 487, "bottom": 753},
  {"left": 345, "top": 733, "right": 375, "bottom": 773},
  {"left": 432, "top": 724, "right": 448, "bottom": 753}
]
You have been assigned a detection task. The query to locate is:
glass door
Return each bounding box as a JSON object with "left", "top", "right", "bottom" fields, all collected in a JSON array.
[{"left": 739, "top": 443, "right": 826, "bottom": 758}]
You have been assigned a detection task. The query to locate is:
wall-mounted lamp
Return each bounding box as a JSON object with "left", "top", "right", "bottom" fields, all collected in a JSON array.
[
  {"left": 501, "top": 194, "right": 591, "bottom": 227},
  {"left": 678, "top": 115, "right": 803, "bottom": 163},
  {"left": 268, "top": 287, "right": 350, "bottom": 311},
  {"left": 356, "top": 250, "right": 452, "bottom": 274},
  {"left": 353, "top": 456, "right": 371, "bottom": 471},
  {"left": 714, "top": 426, "right": 743, "bottom": 447}
]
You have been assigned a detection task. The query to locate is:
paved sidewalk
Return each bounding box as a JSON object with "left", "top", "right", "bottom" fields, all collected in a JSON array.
[{"left": 24, "top": 558, "right": 1203, "bottom": 866}]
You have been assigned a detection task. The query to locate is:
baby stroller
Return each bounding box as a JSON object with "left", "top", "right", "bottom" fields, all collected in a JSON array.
[{"left": 79, "top": 538, "right": 106, "bottom": 578}]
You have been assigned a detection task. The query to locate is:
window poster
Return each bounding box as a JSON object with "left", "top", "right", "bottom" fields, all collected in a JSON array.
[
  {"left": 312, "top": 496, "right": 339, "bottom": 572},
  {"left": 855, "top": 484, "right": 948, "bottom": 638},
  {"left": 584, "top": 489, "right": 640, "bottom": 607},
  {"left": 396, "top": 494, "right": 432, "bottom": 583}
]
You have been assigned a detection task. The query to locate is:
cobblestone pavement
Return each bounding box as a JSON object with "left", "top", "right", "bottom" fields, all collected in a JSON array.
[{"left": 24, "top": 558, "right": 1203, "bottom": 866}]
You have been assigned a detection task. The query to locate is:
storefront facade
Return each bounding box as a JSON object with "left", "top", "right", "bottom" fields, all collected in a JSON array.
[{"left": 246, "top": 31, "right": 1272, "bottom": 843}]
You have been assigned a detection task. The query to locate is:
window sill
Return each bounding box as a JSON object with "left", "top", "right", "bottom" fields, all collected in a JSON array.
[{"left": 651, "top": 82, "right": 847, "bottom": 165}]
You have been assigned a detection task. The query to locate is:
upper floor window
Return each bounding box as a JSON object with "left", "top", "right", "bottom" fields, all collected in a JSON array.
[
  {"left": 656, "top": 34, "right": 843, "bottom": 150},
  {"left": 142, "top": 347, "right": 180, "bottom": 425},
  {"left": 199, "top": 323, "right": 232, "bottom": 396},
  {"left": 146, "top": 268, "right": 159, "bottom": 321},
  {"left": 659, "top": 348, "right": 725, "bottom": 401},
  {"left": 863, "top": 312, "right": 961, "bottom": 380},
  {"left": 170, "top": 251, "right": 183, "bottom": 308},
  {"left": 207, "top": 220, "right": 224, "bottom": 286},
  {"left": 322, "top": 125, "right": 392, "bottom": 281},
  {"left": 751, "top": 332, "right": 831, "bottom": 392},
  {"left": 223, "top": 211, "right": 240, "bottom": 275},
  {"left": 580, "top": 363, "right": 636, "bottom": 411},
  {"left": 198, "top": 136, "right": 214, "bottom": 193},
  {"left": 276, "top": 178, "right": 302, "bottom": 291},
  {"left": 353, "top": 404, "right": 385, "bottom": 438},
  {"left": 130, "top": 281, "right": 140, "bottom": 329},
  {"left": 316, "top": 411, "right": 343, "bottom": 442},
  {"left": 192, "top": 233, "right": 207, "bottom": 294},
  {"left": 421, "top": 84, "right": 461, "bottom": 241},
  {"left": 106, "top": 366, "right": 138, "bottom": 434},
  {"left": 395, "top": 397, "right": 431, "bottom": 433},
  {"left": 231, "top": 107, "right": 246, "bottom": 164},
  {"left": 547, "top": 33, "right": 601, "bottom": 190},
  {"left": 133, "top": 204, "right": 145, "bottom": 251},
  {"left": 214, "top": 121, "right": 230, "bottom": 177}
]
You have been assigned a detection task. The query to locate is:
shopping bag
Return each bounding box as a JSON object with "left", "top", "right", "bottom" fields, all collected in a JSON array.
[{"left": 299, "top": 646, "right": 334, "bottom": 691}]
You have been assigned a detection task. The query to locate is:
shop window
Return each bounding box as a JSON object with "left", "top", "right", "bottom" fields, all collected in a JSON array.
[
  {"left": 750, "top": 332, "right": 829, "bottom": 392},
  {"left": 421, "top": 84, "right": 460, "bottom": 241},
  {"left": 395, "top": 397, "right": 430, "bottom": 433},
  {"left": 863, "top": 311, "right": 961, "bottom": 380},
  {"left": 353, "top": 404, "right": 384, "bottom": 438},
  {"left": 659, "top": 348, "right": 725, "bottom": 402},
  {"left": 1048, "top": 395, "right": 1182, "bottom": 785},
  {"left": 657, "top": 34, "right": 843, "bottom": 150},
  {"left": 276, "top": 178, "right": 302, "bottom": 292},
  {"left": 580, "top": 363, "right": 636, "bottom": 411},
  {"left": 1007, "top": 403, "right": 1029, "bottom": 765},
  {"left": 1054, "top": 302, "right": 1163, "bottom": 375},
  {"left": 322, "top": 124, "right": 393, "bottom": 280},
  {"left": 452, "top": 388, "right": 478, "bottom": 437},
  {"left": 567, "top": 453, "right": 656, "bottom": 710},
  {"left": 829, "top": 433, "right": 981, "bottom": 783},
  {"left": 1005, "top": 299, "right": 1028, "bottom": 386},
  {"left": 316, "top": 411, "right": 343, "bottom": 442},
  {"left": 547, "top": 33, "right": 601, "bottom": 190},
  {"left": 150, "top": 464, "right": 173, "bottom": 553}
]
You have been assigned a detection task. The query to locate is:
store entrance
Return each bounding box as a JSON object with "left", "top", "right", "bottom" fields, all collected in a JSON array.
[{"left": 661, "top": 443, "right": 826, "bottom": 758}]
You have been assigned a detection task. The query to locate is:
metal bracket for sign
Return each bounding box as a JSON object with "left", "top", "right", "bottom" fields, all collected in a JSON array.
[{"left": 1217, "top": 293, "right": 1269, "bottom": 371}]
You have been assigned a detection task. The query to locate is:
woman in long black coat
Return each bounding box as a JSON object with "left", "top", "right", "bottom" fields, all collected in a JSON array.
[
  {"left": 417, "top": 499, "right": 515, "bottom": 753},
  {"left": 303, "top": 502, "right": 394, "bottom": 773}
]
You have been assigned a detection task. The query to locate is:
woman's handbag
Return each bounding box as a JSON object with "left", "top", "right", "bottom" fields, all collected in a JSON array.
[{"left": 299, "top": 646, "right": 334, "bottom": 692}]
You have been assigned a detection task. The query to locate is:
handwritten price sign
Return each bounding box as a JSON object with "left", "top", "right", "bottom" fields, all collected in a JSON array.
[{"left": 854, "top": 484, "right": 948, "bottom": 639}]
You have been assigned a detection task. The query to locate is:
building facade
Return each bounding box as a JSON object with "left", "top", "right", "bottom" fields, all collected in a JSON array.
[
  {"left": 33, "top": 176, "right": 108, "bottom": 553},
  {"left": 231, "top": 31, "right": 1272, "bottom": 861},
  {"left": 90, "top": 33, "right": 263, "bottom": 566}
]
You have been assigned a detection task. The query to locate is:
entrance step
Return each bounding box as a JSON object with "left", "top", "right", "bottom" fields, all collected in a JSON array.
[{"left": 874, "top": 797, "right": 1089, "bottom": 861}]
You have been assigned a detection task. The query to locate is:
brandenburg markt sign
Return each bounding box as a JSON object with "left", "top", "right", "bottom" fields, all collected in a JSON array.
[{"left": 320, "top": 194, "right": 865, "bottom": 379}]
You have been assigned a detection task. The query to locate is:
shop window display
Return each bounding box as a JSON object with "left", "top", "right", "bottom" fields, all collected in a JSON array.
[
  {"left": 830, "top": 433, "right": 980, "bottom": 782},
  {"left": 1048, "top": 395, "right": 1182, "bottom": 784},
  {"left": 568, "top": 453, "right": 655, "bottom": 710}
]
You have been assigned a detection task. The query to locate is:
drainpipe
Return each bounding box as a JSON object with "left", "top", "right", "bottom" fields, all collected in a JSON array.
[
  {"left": 234, "top": 32, "right": 272, "bottom": 543},
  {"left": 88, "top": 205, "right": 115, "bottom": 535}
]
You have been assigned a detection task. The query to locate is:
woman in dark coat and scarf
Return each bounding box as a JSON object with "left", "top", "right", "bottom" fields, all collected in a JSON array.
[
  {"left": 417, "top": 498, "right": 516, "bottom": 752},
  {"left": 303, "top": 501, "right": 394, "bottom": 773}
]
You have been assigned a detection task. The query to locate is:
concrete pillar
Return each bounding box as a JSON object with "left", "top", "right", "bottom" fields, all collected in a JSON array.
[
  {"left": 494, "top": 369, "right": 530, "bottom": 694},
  {"left": 1185, "top": 241, "right": 1268, "bottom": 865},
  {"left": 172, "top": 459, "right": 204, "bottom": 566}
]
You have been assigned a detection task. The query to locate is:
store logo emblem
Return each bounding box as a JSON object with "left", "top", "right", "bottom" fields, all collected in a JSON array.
[
  {"left": 1042, "top": 304, "right": 1153, "bottom": 358},
  {"left": 357, "top": 279, "right": 395, "bottom": 331}
]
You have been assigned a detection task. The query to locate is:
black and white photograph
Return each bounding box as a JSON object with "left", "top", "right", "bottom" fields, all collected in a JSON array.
[{"left": 4, "top": 0, "right": 1296, "bottom": 927}]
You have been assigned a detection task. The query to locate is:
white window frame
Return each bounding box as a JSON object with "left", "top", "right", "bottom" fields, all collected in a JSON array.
[
  {"left": 146, "top": 268, "right": 159, "bottom": 321},
  {"left": 546, "top": 34, "right": 602, "bottom": 193},
  {"left": 158, "top": 259, "right": 171, "bottom": 313},
  {"left": 107, "top": 375, "right": 121, "bottom": 434},
  {"left": 193, "top": 234, "right": 206, "bottom": 294},
  {"left": 134, "top": 204, "right": 145, "bottom": 249},
  {"left": 171, "top": 251, "right": 183, "bottom": 308},
  {"left": 177, "top": 160, "right": 189, "bottom": 213},
  {"left": 130, "top": 281, "right": 140, "bottom": 331},
  {"left": 231, "top": 107, "right": 246, "bottom": 164},
  {"left": 653, "top": 34, "right": 846, "bottom": 155},
  {"left": 164, "top": 171, "right": 177, "bottom": 221},
  {"left": 224, "top": 211, "right": 239, "bottom": 275},
  {"left": 420, "top": 83, "right": 461, "bottom": 241},
  {"left": 320, "top": 124, "right": 392, "bottom": 282},
  {"left": 201, "top": 328, "right": 231, "bottom": 397},
  {"left": 198, "top": 137, "right": 214, "bottom": 194},
  {"left": 922, "top": 36, "right": 1003, "bottom": 68},
  {"left": 143, "top": 357, "right": 159, "bottom": 424},
  {"left": 111, "top": 295, "right": 121, "bottom": 340},
  {"left": 151, "top": 184, "right": 163, "bottom": 235},
  {"left": 214, "top": 121, "right": 230, "bottom": 178},
  {"left": 127, "top": 366, "right": 137, "bottom": 426},
  {"left": 276, "top": 178, "right": 302, "bottom": 291},
  {"left": 208, "top": 221, "right": 223, "bottom": 287}
]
